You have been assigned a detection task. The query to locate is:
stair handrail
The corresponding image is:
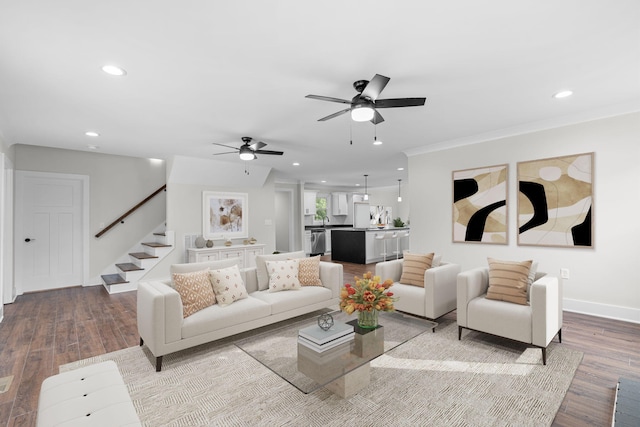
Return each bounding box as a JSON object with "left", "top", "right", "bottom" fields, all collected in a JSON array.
[{"left": 95, "top": 184, "right": 166, "bottom": 238}]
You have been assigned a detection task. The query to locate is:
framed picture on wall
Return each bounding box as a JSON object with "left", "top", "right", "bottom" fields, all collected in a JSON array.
[
  {"left": 452, "top": 164, "right": 508, "bottom": 244},
  {"left": 203, "top": 191, "right": 248, "bottom": 240},
  {"left": 517, "top": 152, "right": 593, "bottom": 248}
]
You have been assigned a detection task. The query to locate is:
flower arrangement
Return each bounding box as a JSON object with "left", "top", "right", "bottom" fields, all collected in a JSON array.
[{"left": 339, "top": 272, "right": 396, "bottom": 315}]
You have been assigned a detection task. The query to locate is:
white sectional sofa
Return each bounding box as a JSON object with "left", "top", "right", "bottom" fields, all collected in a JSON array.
[
  {"left": 375, "top": 258, "right": 461, "bottom": 320},
  {"left": 137, "top": 252, "right": 342, "bottom": 371}
]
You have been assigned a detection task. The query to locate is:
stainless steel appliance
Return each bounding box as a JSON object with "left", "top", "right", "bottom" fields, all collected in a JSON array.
[{"left": 310, "top": 228, "right": 326, "bottom": 256}]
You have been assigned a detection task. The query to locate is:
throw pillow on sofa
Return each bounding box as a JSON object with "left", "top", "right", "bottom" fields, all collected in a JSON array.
[
  {"left": 266, "top": 259, "right": 302, "bottom": 292},
  {"left": 172, "top": 269, "right": 216, "bottom": 318},
  {"left": 209, "top": 265, "right": 248, "bottom": 306},
  {"left": 255, "top": 250, "right": 306, "bottom": 291},
  {"left": 486, "top": 257, "right": 533, "bottom": 305},
  {"left": 297, "top": 255, "right": 322, "bottom": 287},
  {"left": 400, "top": 252, "right": 434, "bottom": 287}
]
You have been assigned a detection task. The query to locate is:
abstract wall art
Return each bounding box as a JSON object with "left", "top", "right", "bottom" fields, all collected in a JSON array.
[
  {"left": 517, "top": 153, "right": 593, "bottom": 248},
  {"left": 203, "top": 192, "right": 248, "bottom": 240},
  {"left": 453, "top": 164, "right": 508, "bottom": 244}
]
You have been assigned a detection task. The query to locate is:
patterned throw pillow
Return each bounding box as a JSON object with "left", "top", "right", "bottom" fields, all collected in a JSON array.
[
  {"left": 400, "top": 252, "right": 434, "bottom": 287},
  {"left": 486, "top": 258, "right": 533, "bottom": 305},
  {"left": 266, "top": 259, "right": 301, "bottom": 293},
  {"left": 297, "top": 256, "right": 323, "bottom": 287},
  {"left": 209, "top": 265, "right": 248, "bottom": 307},
  {"left": 172, "top": 269, "right": 216, "bottom": 318}
]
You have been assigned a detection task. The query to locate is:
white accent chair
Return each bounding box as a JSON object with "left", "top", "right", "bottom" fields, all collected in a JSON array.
[
  {"left": 456, "top": 267, "right": 562, "bottom": 365},
  {"left": 375, "top": 258, "right": 461, "bottom": 320}
]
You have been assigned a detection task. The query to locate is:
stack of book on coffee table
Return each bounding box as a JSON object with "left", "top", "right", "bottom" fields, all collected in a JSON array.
[{"left": 298, "top": 322, "right": 354, "bottom": 353}]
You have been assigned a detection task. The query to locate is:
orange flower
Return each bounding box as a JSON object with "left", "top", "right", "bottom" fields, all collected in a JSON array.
[{"left": 339, "top": 272, "right": 398, "bottom": 315}]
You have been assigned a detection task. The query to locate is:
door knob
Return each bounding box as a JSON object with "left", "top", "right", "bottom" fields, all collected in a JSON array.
[{"left": 25, "top": 238, "right": 35, "bottom": 242}]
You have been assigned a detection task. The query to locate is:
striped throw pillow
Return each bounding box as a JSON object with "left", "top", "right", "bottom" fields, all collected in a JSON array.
[
  {"left": 399, "top": 252, "right": 434, "bottom": 287},
  {"left": 486, "top": 258, "right": 533, "bottom": 305}
]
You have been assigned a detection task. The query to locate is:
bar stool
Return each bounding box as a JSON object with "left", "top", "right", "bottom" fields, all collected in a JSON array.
[
  {"left": 397, "top": 230, "right": 410, "bottom": 258},
  {"left": 375, "top": 232, "right": 396, "bottom": 262}
]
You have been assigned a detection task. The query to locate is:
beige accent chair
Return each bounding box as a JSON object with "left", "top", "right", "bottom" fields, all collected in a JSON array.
[
  {"left": 456, "top": 267, "right": 562, "bottom": 365},
  {"left": 375, "top": 258, "right": 461, "bottom": 320}
]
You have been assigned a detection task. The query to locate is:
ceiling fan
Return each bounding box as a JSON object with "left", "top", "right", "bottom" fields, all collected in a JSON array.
[
  {"left": 306, "top": 74, "right": 426, "bottom": 124},
  {"left": 212, "top": 137, "right": 284, "bottom": 161}
]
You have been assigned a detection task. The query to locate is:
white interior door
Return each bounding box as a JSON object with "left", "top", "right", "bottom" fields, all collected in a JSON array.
[{"left": 15, "top": 171, "right": 88, "bottom": 293}]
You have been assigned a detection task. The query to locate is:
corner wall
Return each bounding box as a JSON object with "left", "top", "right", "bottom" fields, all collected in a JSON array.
[{"left": 408, "top": 112, "right": 640, "bottom": 323}]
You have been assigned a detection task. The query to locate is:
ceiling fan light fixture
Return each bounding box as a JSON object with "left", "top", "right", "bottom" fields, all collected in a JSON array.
[
  {"left": 239, "top": 145, "right": 254, "bottom": 160},
  {"left": 351, "top": 104, "right": 375, "bottom": 122}
]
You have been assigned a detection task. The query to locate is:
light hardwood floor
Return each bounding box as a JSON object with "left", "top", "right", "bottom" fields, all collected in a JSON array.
[{"left": 0, "top": 259, "right": 638, "bottom": 426}]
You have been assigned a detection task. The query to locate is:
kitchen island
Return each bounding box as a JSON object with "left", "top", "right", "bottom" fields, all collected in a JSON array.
[{"left": 331, "top": 227, "right": 410, "bottom": 264}]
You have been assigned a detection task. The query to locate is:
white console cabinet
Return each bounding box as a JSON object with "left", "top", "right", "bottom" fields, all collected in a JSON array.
[{"left": 187, "top": 244, "right": 265, "bottom": 268}]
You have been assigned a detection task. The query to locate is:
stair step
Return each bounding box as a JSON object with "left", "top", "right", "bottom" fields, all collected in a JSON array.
[
  {"left": 116, "top": 263, "right": 144, "bottom": 272},
  {"left": 129, "top": 252, "right": 159, "bottom": 260},
  {"left": 142, "top": 242, "right": 172, "bottom": 248},
  {"left": 101, "top": 274, "right": 129, "bottom": 286}
]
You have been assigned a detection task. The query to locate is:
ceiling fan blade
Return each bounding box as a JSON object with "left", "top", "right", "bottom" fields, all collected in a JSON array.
[
  {"left": 249, "top": 141, "right": 267, "bottom": 150},
  {"left": 318, "top": 108, "right": 351, "bottom": 121},
  {"left": 375, "top": 97, "right": 426, "bottom": 108},
  {"left": 371, "top": 110, "right": 385, "bottom": 125},
  {"left": 305, "top": 95, "right": 351, "bottom": 104},
  {"left": 212, "top": 142, "right": 240, "bottom": 151},
  {"left": 254, "top": 149, "right": 284, "bottom": 156},
  {"left": 212, "top": 151, "right": 238, "bottom": 156},
  {"left": 360, "top": 74, "right": 390, "bottom": 101}
]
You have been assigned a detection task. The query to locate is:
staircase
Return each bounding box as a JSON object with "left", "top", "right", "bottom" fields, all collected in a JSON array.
[{"left": 101, "top": 230, "right": 174, "bottom": 294}]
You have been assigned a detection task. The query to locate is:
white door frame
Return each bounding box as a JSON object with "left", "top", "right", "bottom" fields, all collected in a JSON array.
[
  {"left": 0, "top": 154, "right": 14, "bottom": 317},
  {"left": 14, "top": 171, "right": 90, "bottom": 295},
  {"left": 275, "top": 188, "right": 295, "bottom": 252}
]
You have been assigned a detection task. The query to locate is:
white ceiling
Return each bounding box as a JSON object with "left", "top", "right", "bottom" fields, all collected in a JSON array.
[{"left": 1, "top": 1, "right": 639, "bottom": 189}]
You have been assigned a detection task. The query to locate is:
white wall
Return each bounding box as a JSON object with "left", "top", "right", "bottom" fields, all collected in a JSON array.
[
  {"left": 14, "top": 145, "right": 166, "bottom": 279},
  {"left": 409, "top": 112, "right": 640, "bottom": 323},
  {"left": 367, "top": 184, "right": 410, "bottom": 225}
]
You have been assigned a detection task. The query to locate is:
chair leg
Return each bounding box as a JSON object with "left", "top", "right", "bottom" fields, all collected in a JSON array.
[
  {"left": 139, "top": 337, "right": 144, "bottom": 346},
  {"left": 156, "top": 356, "right": 163, "bottom": 372},
  {"left": 542, "top": 347, "right": 547, "bottom": 365},
  {"left": 558, "top": 328, "right": 562, "bottom": 343},
  {"left": 458, "top": 326, "right": 462, "bottom": 340}
]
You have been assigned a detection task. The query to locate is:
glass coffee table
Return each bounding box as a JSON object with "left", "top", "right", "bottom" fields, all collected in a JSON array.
[{"left": 234, "top": 310, "right": 436, "bottom": 398}]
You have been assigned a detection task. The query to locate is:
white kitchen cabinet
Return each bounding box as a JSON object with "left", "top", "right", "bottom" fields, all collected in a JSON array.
[
  {"left": 331, "top": 192, "right": 348, "bottom": 215},
  {"left": 304, "top": 191, "right": 317, "bottom": 216},
  {"left": 187, "top": 244, "right": 265, "bottom": 267}
]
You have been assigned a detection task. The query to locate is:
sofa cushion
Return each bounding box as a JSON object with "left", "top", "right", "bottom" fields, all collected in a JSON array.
[
  {"left": 255, "top": 250, "right": 306, "bottom": 291},
  {"left": 266, "top": 259, "right": 301, "bottom": 292},
  {"left": 181, "top": 296, "right": 271, "bottom": 339},
  {"left": 251, "top": 286, "right": 332, "bottom": 315},
  {"left": 209, "top": 265, "right": 248, "bottom": 307},
  {"left": 468, "top": 295, "right": 533, "bottom": 343},
  {"left": 486, "top": 258, "right": 533, "bottom": 305},
  {"left": 399, "top": 252, "right": 434, "bottom": 287},
  {"left": 298, "top": 255, "right": 323, "bottom": 287},
  {"left": 172, "top": 269, "right": 217, "bottom": 318}
]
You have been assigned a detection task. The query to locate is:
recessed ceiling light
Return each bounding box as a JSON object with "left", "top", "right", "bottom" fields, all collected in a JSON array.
[
  {"left": 355, "top": 183, "right": 360, "bottom": 186},
  {"left": 321, "top": 180, "right": 327, "bottom": 183},
  {"left": 553, "top": 90, "right": 573, "bottom": 99},
  {"left": 87, "top": 145, "right": 99, "bottom": 150},
  {"left": 292, "top": 162, "right": 300, "bottom": 166},
  {"left": 85, "top": 131, "right": 99, "bottom": 137},
  {"left": 397, "top": 167, "right": 404, "bottom": 171},
  {"left": 102, "top": 65, "right": 127, "bottom": 76}
]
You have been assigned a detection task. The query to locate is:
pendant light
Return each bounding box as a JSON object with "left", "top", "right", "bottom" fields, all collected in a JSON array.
[
  {"left": 397, "top": 179, "right": 402, "bottom": 202},
  {"left": 363, "top": 174, "right": 369, "bottom": 201},
  {"left": 373, "top": 125, "right": 382, "bottom": 145}
]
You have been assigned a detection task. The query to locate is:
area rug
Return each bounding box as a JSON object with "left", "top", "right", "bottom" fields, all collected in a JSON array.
[{"left": 61, "top": 320, "right": 582, "bottom": 426}]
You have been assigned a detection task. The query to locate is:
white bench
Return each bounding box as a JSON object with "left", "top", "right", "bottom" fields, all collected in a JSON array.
[{"left": 37, "top": 360, "right": 141, "bottom": 427}]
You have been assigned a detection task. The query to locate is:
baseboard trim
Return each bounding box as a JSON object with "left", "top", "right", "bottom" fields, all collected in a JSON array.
[{"left": 563, "top": 298, "right": 640, "bottom": 324}]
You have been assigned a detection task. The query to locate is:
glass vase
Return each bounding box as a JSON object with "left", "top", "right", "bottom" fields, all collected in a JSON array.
[{"left": 357, "top": 310, "right": 379, "bottom": 329}]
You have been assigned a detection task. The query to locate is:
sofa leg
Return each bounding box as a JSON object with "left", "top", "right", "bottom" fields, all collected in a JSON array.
[
  {"left": 458, "top": 326, "right": 462, "bottom": 340},
  {"left": 542, "top": 347, "right": 547, "bottom": 365},
  {"left": 155, "top": 356, "right": 163, "bottom": 372},
  {"left": 139, "top": 337, "right": 144, "bottom": 347}
]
